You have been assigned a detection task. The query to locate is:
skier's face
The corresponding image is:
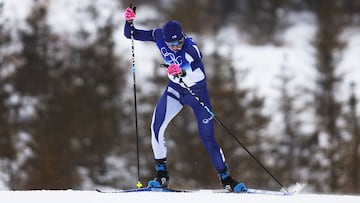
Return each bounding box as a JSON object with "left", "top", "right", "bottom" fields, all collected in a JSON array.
[{"left": 165, "top": 38, "right": 184, "bottom": 52}]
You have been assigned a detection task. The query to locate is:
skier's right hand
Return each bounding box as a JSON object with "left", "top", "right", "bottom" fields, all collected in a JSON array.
[
  {"left": 124, "top": 7, "right": 136, "bottom": 22},
  {"left": 167, "top": 64, "right": 182, "bottom": 76}
]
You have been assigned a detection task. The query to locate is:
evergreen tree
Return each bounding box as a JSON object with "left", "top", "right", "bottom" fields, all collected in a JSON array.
[
  {"left": 11, "top": 3, "right": 82, "bottom": 189},
  {"left": 48, "top": 21, "right": 125, "bottom": 188},
  {"left": 310, "top": 2, "right": 346, "bottom": 192},
  {"left": 343, "top": 82, "right": 360, "bottom": 193},
  {"left": 272, "top": 55, "right": 309, "bottom": 186}
]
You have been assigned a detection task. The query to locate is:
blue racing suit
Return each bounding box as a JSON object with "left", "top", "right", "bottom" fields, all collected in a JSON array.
[{"left": 124, "top": 21, "right": 227, "bottom": 172}]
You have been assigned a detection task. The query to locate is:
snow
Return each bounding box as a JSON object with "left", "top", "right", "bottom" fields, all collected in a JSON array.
[{"left": 1, "top": 190, "right": 360, "bottom": 203}]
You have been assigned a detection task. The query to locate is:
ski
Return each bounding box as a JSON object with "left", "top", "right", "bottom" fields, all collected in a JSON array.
[
  {"left": 96, "top": 187, "right": 189, "bottom": 193},
  {"left": 96, "top": 187, "right": 292, "bottom": 195},
  {"left": 246, "top": 188, "right": 292, "bottom": 195}
]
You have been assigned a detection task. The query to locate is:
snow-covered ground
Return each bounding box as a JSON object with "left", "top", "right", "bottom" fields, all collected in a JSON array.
[{"left": 1, "top": 190, "right": 360, "bottom": 203}]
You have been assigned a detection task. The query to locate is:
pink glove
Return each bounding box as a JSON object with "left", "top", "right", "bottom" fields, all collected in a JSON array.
[
  {"left": 124, "top": 7, "right": 136, "bottom": 22},
  {"left": 167, "top": 64, "right": 182, "bottom": 76}
]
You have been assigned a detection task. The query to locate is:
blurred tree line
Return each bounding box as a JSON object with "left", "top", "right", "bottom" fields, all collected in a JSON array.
[{"left": 1, "top": 0, "right": 360, "bottom": 193}]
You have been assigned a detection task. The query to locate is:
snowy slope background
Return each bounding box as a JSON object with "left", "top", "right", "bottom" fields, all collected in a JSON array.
[{"left": 2, "top": 0, "right": 360, "bottom": 199}]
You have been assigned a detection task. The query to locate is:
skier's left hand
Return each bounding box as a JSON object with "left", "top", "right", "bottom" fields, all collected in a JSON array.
[{"left": 167, "top": 64, "right": 182, "bottom": 76}]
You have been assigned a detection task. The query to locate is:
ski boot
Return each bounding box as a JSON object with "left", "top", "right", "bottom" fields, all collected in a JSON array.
[
  {"left": 219, "top": 167, "right": 247, "bottom": 193},
  {"left": 148, "top": 159, "right": 169, "bottom": 188}
]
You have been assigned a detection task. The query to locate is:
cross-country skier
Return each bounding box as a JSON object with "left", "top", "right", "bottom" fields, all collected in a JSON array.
[{"left": 123, "top": 6, "right": 247, "bottom": 192}]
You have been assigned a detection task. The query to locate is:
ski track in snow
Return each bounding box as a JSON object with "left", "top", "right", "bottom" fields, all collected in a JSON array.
[{"left": 1, "top": 190, "right": 360, "bottom": 203}]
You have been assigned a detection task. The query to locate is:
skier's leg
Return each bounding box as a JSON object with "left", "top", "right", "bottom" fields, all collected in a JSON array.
[
  {"left": 186, "top": 88, "right": 247, "bottom": 192},
  {"left": 185, "top": 88, "right": 227, "bottom": 171},
  {"left": 151, "top": 86, "right": 183, "bottom": 159}
]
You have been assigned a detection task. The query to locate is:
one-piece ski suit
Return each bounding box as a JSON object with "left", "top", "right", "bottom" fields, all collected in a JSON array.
[{"left": 124, "top": 21, "right": 227, "bottom": 172}]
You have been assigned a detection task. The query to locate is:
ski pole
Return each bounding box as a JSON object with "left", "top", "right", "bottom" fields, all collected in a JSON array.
[
  {"left": 160, "top": 64, "right": 288, "bottom": 192},
  {"left": 129, "top": 4, "right": 142, "bottom": 189}
]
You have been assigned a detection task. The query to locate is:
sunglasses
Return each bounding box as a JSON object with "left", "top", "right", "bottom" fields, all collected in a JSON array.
[{"left": 165, "top": 38, "right": 184, "bottom": 47}]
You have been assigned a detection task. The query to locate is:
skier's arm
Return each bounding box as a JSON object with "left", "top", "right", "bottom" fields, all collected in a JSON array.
[
  {"left": 187, "top": 44, "right": 204, "bottom": 72},
  {"left": 124, "top": 21, "right": 156, "bottom": 42}
]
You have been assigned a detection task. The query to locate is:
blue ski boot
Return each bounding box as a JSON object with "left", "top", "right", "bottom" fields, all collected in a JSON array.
[
  {"left": 150, "top": 159, "right": 169, "bottom": 188},
  {"left": 219, "top": 167, "right": 247, "bottom": 193}
]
